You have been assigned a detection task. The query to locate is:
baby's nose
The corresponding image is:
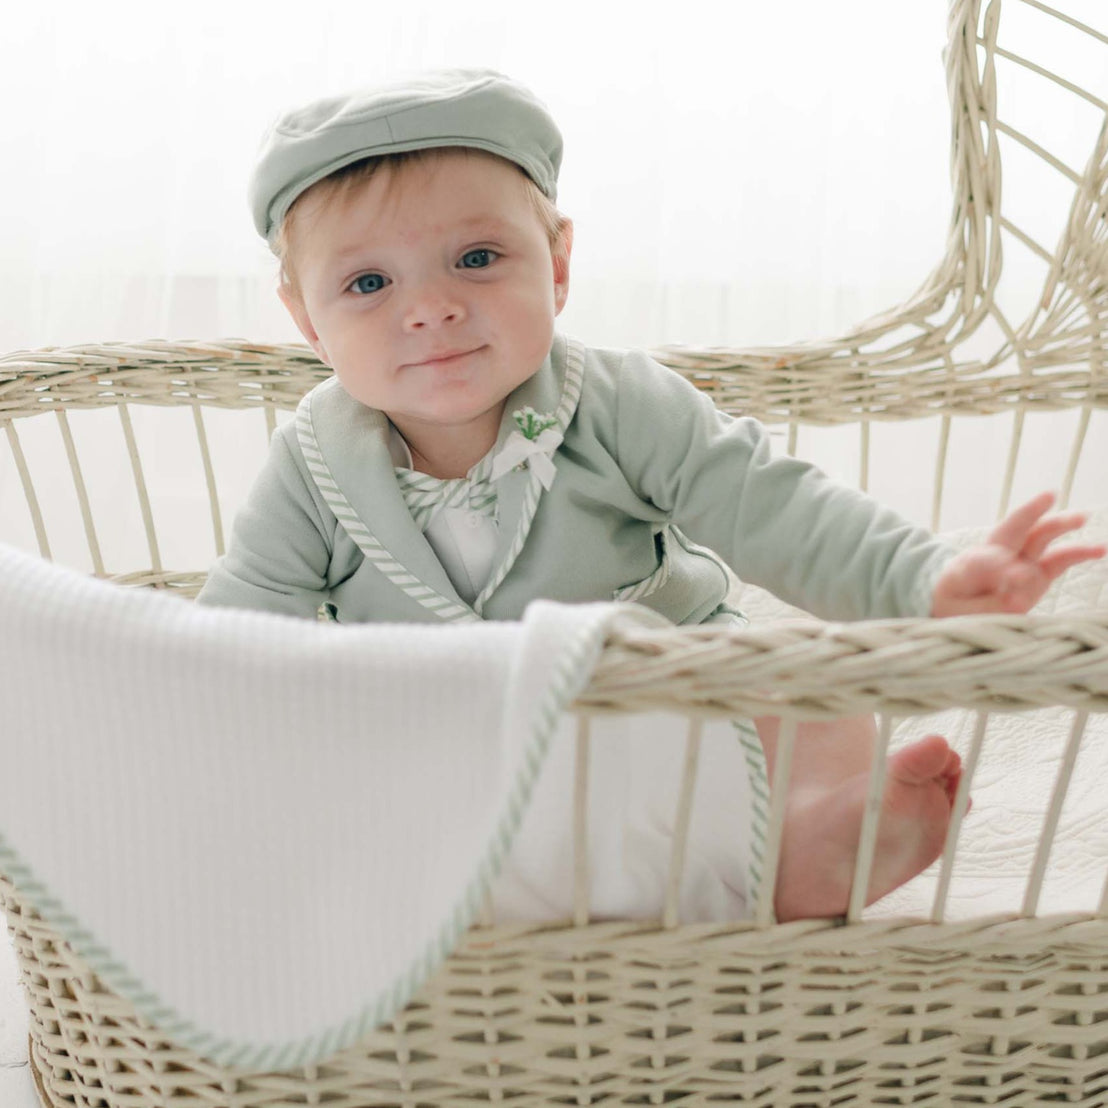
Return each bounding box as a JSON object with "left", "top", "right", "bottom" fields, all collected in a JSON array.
[{"left": 403, "top": 282, "right": 467, "bottom": 329}]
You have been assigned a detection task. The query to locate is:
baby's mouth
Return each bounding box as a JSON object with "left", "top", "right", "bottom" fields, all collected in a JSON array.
[{"left": 408, "top": 345, "right": 484, "bottom": 369}]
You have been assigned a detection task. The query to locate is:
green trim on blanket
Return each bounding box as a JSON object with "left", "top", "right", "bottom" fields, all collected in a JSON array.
[
  {"left": 734, "top": 717, "right": 771, "bottom": 922},
  {"left": 0, "top": 605, "right": 622, "bottom": 1073}
]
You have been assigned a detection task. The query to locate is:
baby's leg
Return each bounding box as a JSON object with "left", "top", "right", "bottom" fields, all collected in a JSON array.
[{"left": 755, "top": 715, "right": 962, "bottom": 921}]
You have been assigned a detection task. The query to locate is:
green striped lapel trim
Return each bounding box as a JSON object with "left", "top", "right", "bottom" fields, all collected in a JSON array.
[{"left": 296, "top": 392, "right": 478, "bottom": 623}]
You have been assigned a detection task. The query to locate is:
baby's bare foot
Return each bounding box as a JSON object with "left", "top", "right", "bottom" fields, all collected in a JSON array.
[{"left": 773, "top": 734, "right": 962, "bottom": 921}]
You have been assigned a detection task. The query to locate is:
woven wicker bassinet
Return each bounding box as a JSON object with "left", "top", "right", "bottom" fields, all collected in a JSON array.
[{"left": 2, "top": 0, "right": 1108, "bottom": 1104}]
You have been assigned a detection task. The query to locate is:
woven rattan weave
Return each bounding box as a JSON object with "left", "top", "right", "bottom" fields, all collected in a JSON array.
[{"left": 1, "top": 0, "right": 1107, "bottom": 1103}]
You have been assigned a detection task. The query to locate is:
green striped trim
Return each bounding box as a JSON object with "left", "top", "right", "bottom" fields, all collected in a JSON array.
[
  {"left": 613, "top": 525, "right": 674, "bottom": 603},
  {"left": 474, "top": 473, "right": 539, "bottom": 618},
  {"left": 472, "top": 338, "right": 585, "bottom": 617},
  {"left": 394, "top": 457, "right": 498, "bottom": 532},
  {"left": 734, "top": 718, "right": 771, "bottom": 921},
  {"left": 295, "top": 394, "right": 478, "bottom": 623},
  {"left": 0, "top": 603, "right": 622, "bottom": 1073}
]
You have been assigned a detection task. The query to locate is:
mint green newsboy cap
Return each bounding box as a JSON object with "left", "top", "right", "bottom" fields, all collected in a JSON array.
[{"left": 249, "top": 68, "right": 563, "bottom": 244}]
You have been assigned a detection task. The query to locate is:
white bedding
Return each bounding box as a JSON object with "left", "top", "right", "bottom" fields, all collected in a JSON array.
[{"left": 733, "top": 507, "right": 1108, "bottom": 922}]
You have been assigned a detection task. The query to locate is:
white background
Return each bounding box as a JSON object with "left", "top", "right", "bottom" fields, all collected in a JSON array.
[
  {"left": 2, "top": 0, "right": 961, "bottom": 351},
  {"left": 1, "top": 0, "right": 1106, "bottom": 560}
]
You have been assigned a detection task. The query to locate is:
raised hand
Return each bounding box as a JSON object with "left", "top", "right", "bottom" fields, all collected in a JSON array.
[{"left": 930, "top": 491, "right": 1107, "bottom": 617}]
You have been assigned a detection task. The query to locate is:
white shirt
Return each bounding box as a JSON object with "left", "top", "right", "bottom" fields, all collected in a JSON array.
[{"left": 388, "top": 424, "right": 499, "bottom": 606}]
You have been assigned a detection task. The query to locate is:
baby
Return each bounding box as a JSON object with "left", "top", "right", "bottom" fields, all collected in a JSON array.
[{"left": 199, "top": 69, "right": 1105, "bottom": 921}]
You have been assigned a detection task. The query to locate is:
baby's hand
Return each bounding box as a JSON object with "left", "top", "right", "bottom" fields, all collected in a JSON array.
[{"left": 931, "top": 491, "right": 1107, "bottom": 617}]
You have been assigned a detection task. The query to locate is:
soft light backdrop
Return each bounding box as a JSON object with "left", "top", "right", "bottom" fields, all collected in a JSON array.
[
  {"left": 1, "top": 0, "right": 1105, "bottom": 567},
  {"left": 3, "top": 0, "right": 958, "bottom": 353}
]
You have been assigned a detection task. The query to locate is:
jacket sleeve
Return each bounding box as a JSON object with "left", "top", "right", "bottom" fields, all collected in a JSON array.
[
  {"left": 612, "top": 349, "right": 956, "bottom": 621},
  {"left": 196, "top": 425, "right": 334, "bottom": 619}
]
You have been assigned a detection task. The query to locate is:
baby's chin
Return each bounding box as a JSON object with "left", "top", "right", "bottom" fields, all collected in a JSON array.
[{"left": 386, "top": 388, "right": 510, "bottom": 431}]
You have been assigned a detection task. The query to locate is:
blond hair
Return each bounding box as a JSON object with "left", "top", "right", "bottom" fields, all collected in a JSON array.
[{"left": 274, "top": 148, "right": 570, "bottom": 301}]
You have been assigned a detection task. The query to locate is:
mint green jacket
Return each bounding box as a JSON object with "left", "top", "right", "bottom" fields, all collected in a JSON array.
[{"left": 196, "top": 333, "right": 953, "bottom": 625}]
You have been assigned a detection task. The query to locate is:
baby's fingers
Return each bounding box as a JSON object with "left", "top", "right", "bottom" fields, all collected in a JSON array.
[
  {"left": 1037, "top": 543, "right": 1108, "bottom": 582},
  {"left": 988, "top": 490, "right": 1056, "bottom": 552},
  {"left": 1022, "top": 511, "right": 1089, "bottom": 561}
]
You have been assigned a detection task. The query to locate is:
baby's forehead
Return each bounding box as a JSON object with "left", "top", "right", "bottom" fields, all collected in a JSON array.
[
  {"left": 368, "top": 146, "right": 530, "bottom": 195},
  {"left": 304, "top": 149, "right": 536, "bottom": 234}
]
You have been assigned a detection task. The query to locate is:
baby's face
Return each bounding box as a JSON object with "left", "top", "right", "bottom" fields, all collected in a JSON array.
[{"left": 280, "top": 150, "right": 570, "bottom": 451}]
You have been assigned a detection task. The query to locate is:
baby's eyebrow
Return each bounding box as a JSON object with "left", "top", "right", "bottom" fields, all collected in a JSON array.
[
  {"left": 452, "top": 215, "right": 517, "bottom": 235},
  {"left": 330, "top": 216, "right": 518, "bottom": 267}
]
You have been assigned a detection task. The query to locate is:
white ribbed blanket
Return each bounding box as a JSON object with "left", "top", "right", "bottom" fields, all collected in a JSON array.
[{"left": 0, "top": 544, "right": 756, "bottom": 1071}]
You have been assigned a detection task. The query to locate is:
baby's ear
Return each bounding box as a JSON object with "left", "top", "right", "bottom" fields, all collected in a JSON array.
[
  {"left": 277, "top": 283, "right": 330, "bottom": 365},
  {"left": 557, "top": 219, "right": 574, "bottom": 263},
  {"left": 552, "top": 219, "right": 573, "bottom": 315}
]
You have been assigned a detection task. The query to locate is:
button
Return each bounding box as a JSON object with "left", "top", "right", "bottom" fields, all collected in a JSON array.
[{"left": 468, "top": 513, "right": 481, "bottom": 528}]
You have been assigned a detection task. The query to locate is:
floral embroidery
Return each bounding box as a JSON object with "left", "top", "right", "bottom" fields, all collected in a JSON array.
[
  {"left": 491, "top": 409, "right": 563, "bottom": 489},
  {"left": 513, "top": 407, "right": 559, "bottom": 442}
]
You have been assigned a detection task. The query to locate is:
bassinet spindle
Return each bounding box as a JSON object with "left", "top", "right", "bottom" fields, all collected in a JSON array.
[{"left": 1, "top": 0, "right": 1107, "bottom": 1104}]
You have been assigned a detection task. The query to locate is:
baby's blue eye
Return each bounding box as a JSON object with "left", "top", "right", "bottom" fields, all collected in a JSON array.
[
  {"left": 459, "top": 249, "right": 495, "bottom": 269},
  {"left": 351, "top": 273, "right": 387, "bottom": 295}
]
